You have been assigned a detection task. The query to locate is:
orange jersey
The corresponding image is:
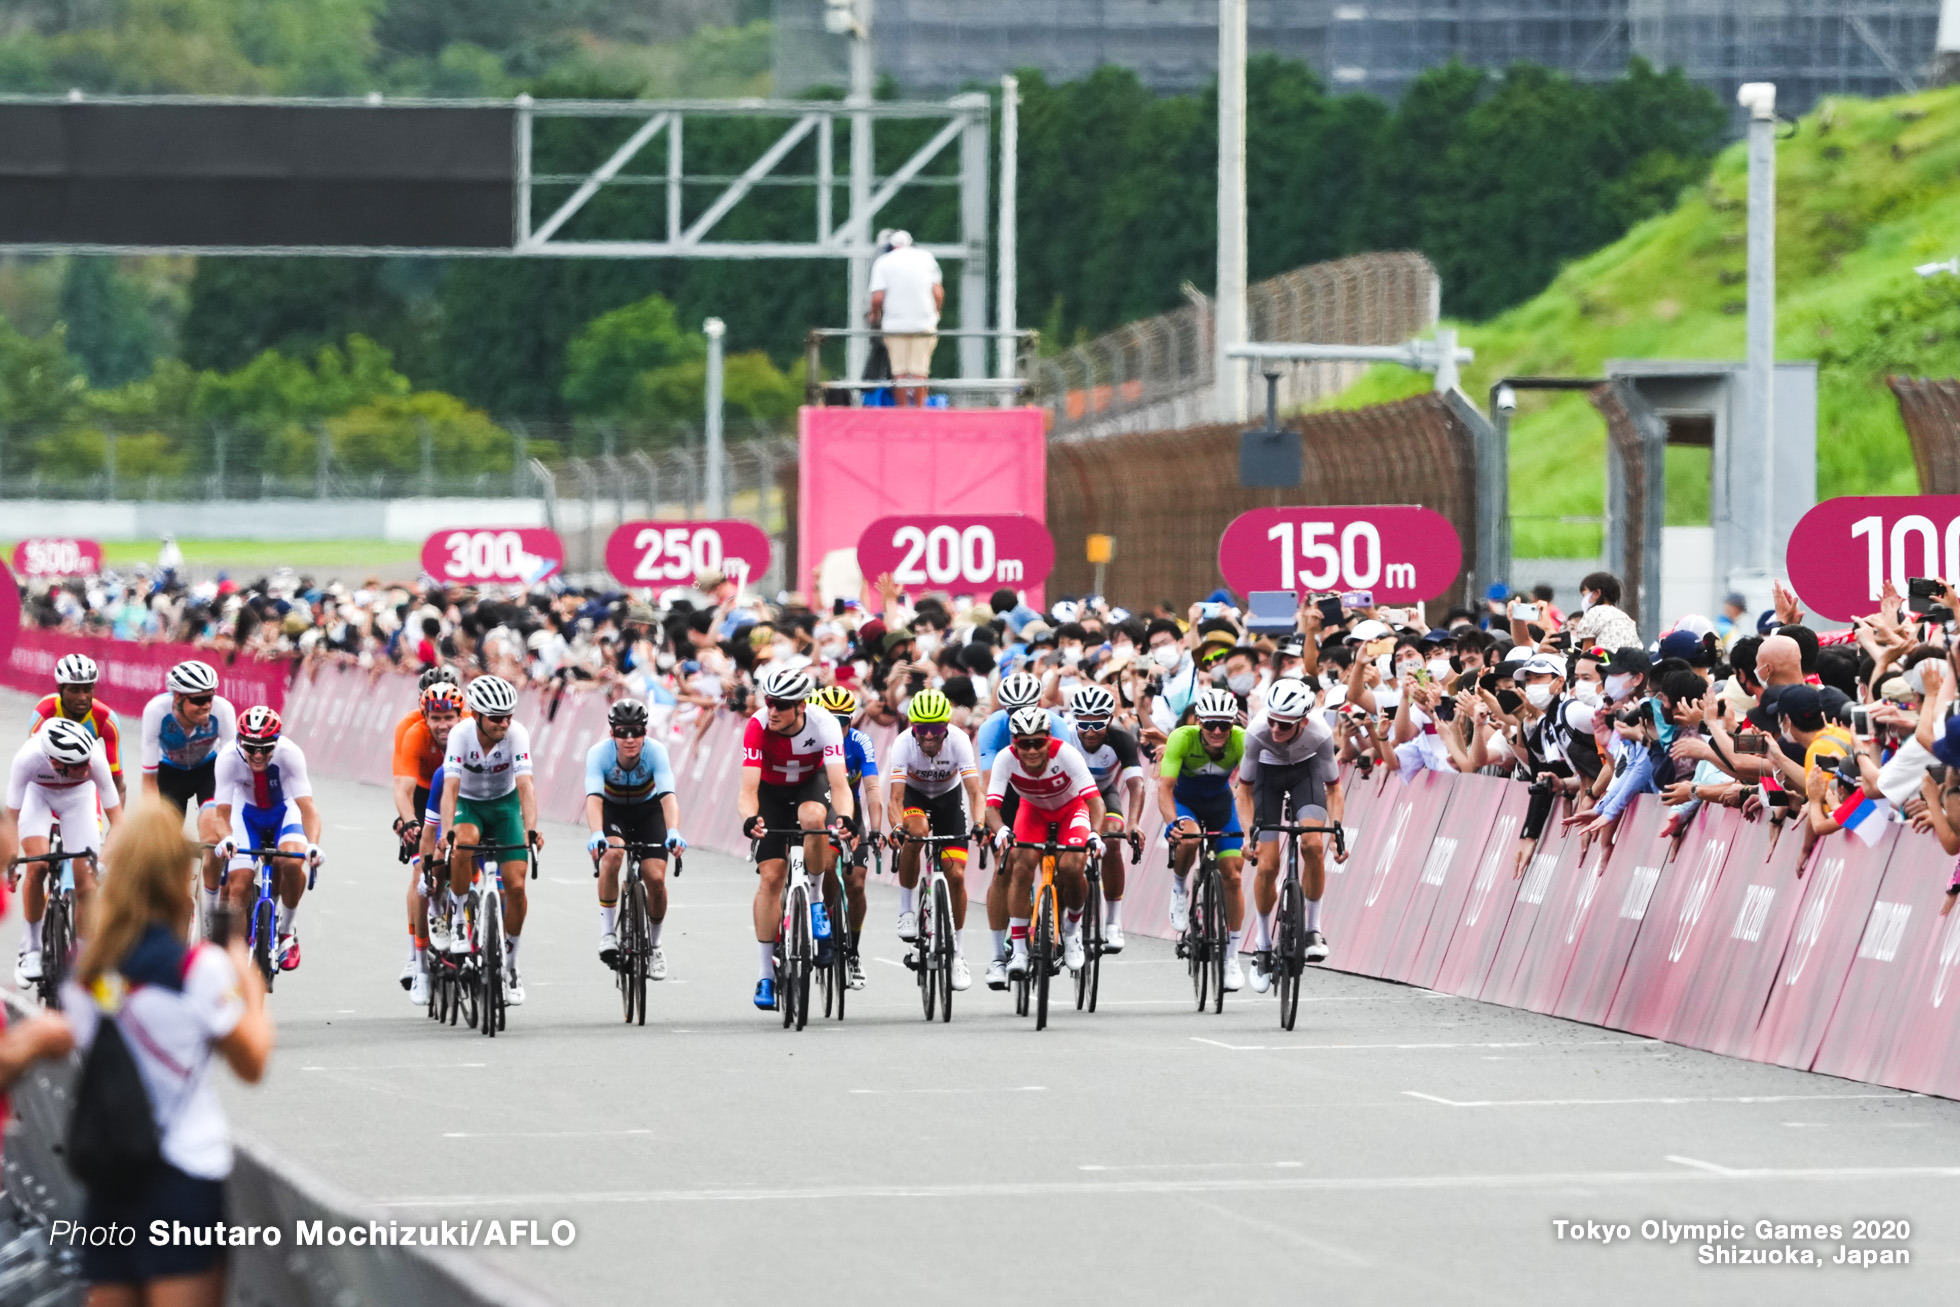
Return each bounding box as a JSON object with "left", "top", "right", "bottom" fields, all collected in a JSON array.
[
  {"left": 393, "top": 709, "right": 448, "bottom": 788},
  {"left": 32, "top": 693, "right": 122, "bottom": 775}
]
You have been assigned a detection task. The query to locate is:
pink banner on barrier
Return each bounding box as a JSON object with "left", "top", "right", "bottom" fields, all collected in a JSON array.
[
  {"left": 1669, "top": 820, "right": 1810, "bottom": 1058},
  {"left": 0, "top": 564, "right": 19, "bottom": 670},
  {"left": 1431, "top": 806, "right": 1534, "bottom": 999},
  {"left": 1480, "top": 819, "right": 1591, "bottom": 1008},
  {"left": 1, "top": 625, "right": 289, "bottom": 718},
  {"left": 1608, "top": 806, "right": 1741, "bottom": 1038},
  {"left": 1399, "top": 776, "right": 1529, "bottom": 990},
  {"left": 1317, "top": 771, "right": 1416, "bottom": 961},
  {"left": 1750, "top": 828, "right": 1897, "bottom": 1070},
  {"left": 1866, "top": 836, "right": 1960, "bottom": 1097},
  {"left": 1812, "top": 833, "right": 1936, "bottom": 1087},
  {"left": 1549, "top": 800, "right": 1673, "bottom": 1025},
  {"left": 1339, "top": 770, "right": 1453, "bottom": 977},
  {"left": 797, "top": 407, "right": 1047, "bottom": 606}
]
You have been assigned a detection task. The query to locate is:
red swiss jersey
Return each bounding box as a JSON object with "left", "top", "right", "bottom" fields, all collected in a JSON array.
[{"left": 742, "top": 707, "right": 844, "bottom": 787}]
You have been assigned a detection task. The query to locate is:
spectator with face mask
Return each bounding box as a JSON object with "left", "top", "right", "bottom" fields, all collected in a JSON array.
[{"left": 1567, "top": 571, "right": 1640, "bottom": 652}]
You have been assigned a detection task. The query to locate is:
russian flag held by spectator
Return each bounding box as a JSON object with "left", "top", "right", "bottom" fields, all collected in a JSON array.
[{"left": 1831, "top": 792, "right": 1892, "bottom": 847}]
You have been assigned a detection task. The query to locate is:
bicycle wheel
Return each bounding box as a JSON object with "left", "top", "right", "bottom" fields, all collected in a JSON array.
[
  {"left": 933, "top": 875, "right": 954, "bottom": 1024},
  {"left": 1203, "top": 864, "right": 1226, "bottom": 1015},
  {"left": 481, "top": 893, "right": 505, "bottom": 1039},
  {"left": 630, "top": 882, "right": 650, "bottom": 1028},
  {"left": 38, "top": 895, "right": 68, "bottom": 1009},
  {"left": 1034, "top": 887, "right": 1055, "bottom": 1031},
  {"left": 1076, "top": 872, "right": 1101, "bottom": 1012},
  {"left": 918, "top": 873, "right": 938, "bottom": 1021},
  {"left": 827, "top": 880, "right": 848, "bottom": 1023},
  {"left": 1187, "top": 866, "right": 1210, "bottom": 1012},
  {"left": 618, "top": 879, "right": 642, "bottom": 1023},
  {"left": 785, "top": 885, "right": 811, "bottom": 1032},
  {"left": 1275, "top": 876, "right": 1303, "bottom": 1032},
  {"left": 252, "top": 896, "right": 277, "bottom": 993}
]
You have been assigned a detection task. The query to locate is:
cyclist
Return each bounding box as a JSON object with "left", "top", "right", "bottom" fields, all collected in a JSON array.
[
  {"left": 211, "top": 707, "right": 321, "bottom": 973},
  {"left": 438, "top": 676, "right": 542, "bottom": 1005},
  {"left": 813, "top": 685, "right": 883, "bottom": 992},
  {"left": 973, "top": 672, "right": 1072, "bottom": 988},
  {"left": 394, "top": 677, "right": 465, "bottom": 995},
  {"left": 1238, "top": 678, "right": 1345, "bottom": 988},
  {"left": 1065, "top": 684, "right": 1145, "bottom": 954},
  {"left": 585, "top": 698, "right": 684, "bottom": 982},
  {"left": 984, "top": 706, "right": 1105, "bottom": 978},
  {"left": 5, "top": 719, "right": 121, "bottom": 988},
  {"left": 1159, "top": 687, "right": 1249, "bottom": 990},
  {"left": 31, "top": 654, "right": 126, "bottom": 804},
  {"left": 886, "top": 687, "right": 982, "bottom": 991},
  {"left": 139, "top": 661, "right": 237, "bottom": 931},
  {"left": 736, "top": 665, "right": 857, "bottom": 1011}
]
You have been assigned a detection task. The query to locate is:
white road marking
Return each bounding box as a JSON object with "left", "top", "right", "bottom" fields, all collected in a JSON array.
[
  {"left": 1190, "top": 1199, "right": 1375, "bottom": 1267},
  {"left": 1666, "top": 1155, "right": 1742, "bottom": 1176},
  {"left": 1078, "top": 1161, "right": 1303, "bottom": 1172},
  {"left": 372, "top": 1162, "right": 1960, "bottom": 1209},
  {"left": 303, "top": 1062, "right": 486, "bottom": 1072},
  {"left": 1406, "top": 1090, "right": 1917, "bottom": 1108},
  {"left": 442, "top": 1128, "right": 655, "bottom": 1140},
  {"left": 849, "top": 1086, "right": 1046, "bottom": 1095}
]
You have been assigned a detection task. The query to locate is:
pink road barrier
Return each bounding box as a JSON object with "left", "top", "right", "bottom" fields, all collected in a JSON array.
[
  {"left": 1480, "top": 814, "right": 1591, "bottom": 1009},
  {"left": 1398, "top": 775, "right": 1530, "bottom": 991},
  {"left": 1549, "top": 799, "right": 1675, "bottom": 1025},
  {"left": 1667, "top": 818, "right": 1810, "bottom": 1058},
  {"left": 1605, "top": 805, "right": 1741, "bottom": 1036},
  {"left": 1863, "top": 835, "right": 1960, "bottom": 1097},
  {"left": 1339, "top": 769, "right": 1454, "bottom": 977},
  {"left": 2, "top": 626, "right": 290, "bottom": 718}
]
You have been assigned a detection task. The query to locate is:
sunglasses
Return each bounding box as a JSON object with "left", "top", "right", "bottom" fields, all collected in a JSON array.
[
  {"left": 481, "top": 713, "right": 512, "bottom": 726},
  {"left": 240, "top": 742, "right": 276, "bottom": 756},
  {"left": 181, "top": 694, "right": 214, "bottom": 707},
  {"left": 766, "top": 697, "right": 802, "bottom": 712},
  {"left": 1013, "top": 736, "right": 1050, "bottom": 750},
  {"left": 1199, "top": 720, "right": 1232, "bottom": 733},
  {"left": 612, "top": 727, "right": 646, "bottom": 739},
  {"left": 914, "top": 725, "right": 948, "bottom": 739}
]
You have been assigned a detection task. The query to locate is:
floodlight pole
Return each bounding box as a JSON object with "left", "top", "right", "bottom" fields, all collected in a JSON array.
[
  {"left": 705, "top": 317, "right": 726, "bottom": 517},
  {"left": 1737, "top": 81, "right": 1777, "bottom": 605},
  {"left": 846, "top": 0, "right": 877, "bottom": 385},
  {"left": 996, "top": 75, "right": 1019, "bottom": 390},
  {"left": 1216, "top": 0, "right": 1249, "bottom": 423}
]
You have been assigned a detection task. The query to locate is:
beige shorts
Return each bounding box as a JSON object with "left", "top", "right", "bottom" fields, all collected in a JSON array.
[{"left": 884, "top": 333, "right": 937, "bottom": 380}]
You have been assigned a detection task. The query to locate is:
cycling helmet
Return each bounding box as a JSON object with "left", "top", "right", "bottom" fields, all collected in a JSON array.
[
  {"left": 997, "top": 672, "right": 1042, "bottom": 710},
  {"left": 1265, "top": 678, "right": 1313, "bottom": 722},
  {"left": 1007, "top": 705, "right": 1052, "bottom": 740},
  {"left": 1069, "top": 684, "right": 1115, "bottom": 722},
  {"left": 811, "top": 685, "right": 859, "bottom": 717},
  {"left": 238, "top": 705, "right": 282, "bottom": 745},
  {"left": 465, "top": 674, "right": 518, "bottom": 716},
  {"left": 54, "top": 654, "right": 99, "bottom": 686},
  {"left": 418, "top": 665, "right": 460, "bottom": 692},
  {"left": 1194, "top": 687, "right": 1240, "bottom": 722},
  {"left": 909, "top": 688, "right": 952, "bottom": 724},
  {"left": 420, "top": 682, "right": 465, "bottom": 715},
  {"left": 38, "top": 718, "right": 95, "bottom": 765},
  {"left": 762, "top": 665, "right": 815, "bottom": 703},
  {"left": 166, "top": 660, "right": 219, "bottom": 696},
  {"left": 608, "top": 698, "right": 650, "bottom": 730}
]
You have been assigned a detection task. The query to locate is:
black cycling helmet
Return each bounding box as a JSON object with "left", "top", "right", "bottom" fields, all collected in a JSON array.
[
  {"left": 419, "top": 665, "right": 460, "bottom": 692},
  {"left": 608, "top": 698, "right": 650, "bottom": 730}
]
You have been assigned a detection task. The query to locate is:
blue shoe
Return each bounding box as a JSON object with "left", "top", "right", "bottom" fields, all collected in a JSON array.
[
  {"left": 754, "top": 978, "right": 777, "bottom": 1010},
  {"left": 811, "top": 903, "right": 832, "bottom": 940}
]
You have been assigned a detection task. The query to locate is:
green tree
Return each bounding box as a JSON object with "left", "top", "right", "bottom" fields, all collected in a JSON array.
[
  {"left": 562, "top": 292, "right": 704, "bottom": 414},
  {"left": 59, "top": 258, "right": 160, "bottom": 386},
  {"left": 326, "top": 390, "right": 512, "bottom": 475}
]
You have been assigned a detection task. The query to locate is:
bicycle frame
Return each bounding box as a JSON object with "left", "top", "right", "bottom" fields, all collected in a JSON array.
[
  {"left": 894, "top": 831, "right": 967, "bottom": 1022},
  {"left": 9, "top": 838, "right": 93, "bottom": 1008},
  {"left": 752, "top": 825, "right": 847, "bottom": 1030}
]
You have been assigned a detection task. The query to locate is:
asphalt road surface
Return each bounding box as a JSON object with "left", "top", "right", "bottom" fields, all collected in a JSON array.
[{"left": 7, "top": 689, "right": 1960, "bottom": 1305}]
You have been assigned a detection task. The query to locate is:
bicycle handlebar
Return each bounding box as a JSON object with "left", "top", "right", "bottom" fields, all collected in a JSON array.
[
  {"left": 448, "top": 839, "right": 540, "bottom": 879},
  {"left": 7, "top": 849, "right": 95, "bottom": 868},
  {"left": 1251, "top": 821, "right": 1347, "bottom": 858},
  {"left": 589, "top": 841, "right": 684, "bottom": 878}
]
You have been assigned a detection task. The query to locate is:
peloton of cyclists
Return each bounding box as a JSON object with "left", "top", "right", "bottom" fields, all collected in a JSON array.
[
  {"left": 140, "top": 661, "right": 237, "bottom": 934},
  {"left": 884, "top": 687, "right": 983, "bottom": 992},
  {"left": 212, "top": 707, "right": 321, "bottom": 972},
  {"left": 6, "top": 719, "right": 122, "bottom": 987},
  {"left": 585, "top": 698, "right": 685, "bottom": 981}
]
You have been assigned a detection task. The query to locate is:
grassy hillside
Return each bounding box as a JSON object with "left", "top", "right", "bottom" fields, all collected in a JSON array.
[{"left": 1329, "top": 84, "right": 1960, "bottom": 557}]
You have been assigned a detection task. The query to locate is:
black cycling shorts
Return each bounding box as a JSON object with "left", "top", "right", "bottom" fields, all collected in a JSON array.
[
  {"left": 1251, "top": 761, "right": 1329, "bottom": 843},
  {"left": 602, "top": 797, "right": 670, "bottom": 857},
  {"left": 154, "top": 757, "right": 217, "bottom": 814},
  {"left": 755, "top": 775, "right": 832, "bottom": 864},
  {"left": 902, "top": 785, "right": 968, "bottom": 839}
]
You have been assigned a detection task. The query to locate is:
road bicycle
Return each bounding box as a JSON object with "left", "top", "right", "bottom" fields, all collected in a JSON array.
[
  {"left": 1075, "top": 829, "right": 1143, "bottom": 1014},
  {"left": 446, "top": 838, "right": 536, "bottom": 1039},
  {"left": 1256, "top": 803, "right": 1345, "bottom": 1032},
  {"left": 218, "top": 841, "right": 315, "bottom": 993},
  {"left": 1169, "top": 826, "right": 1233, "bottom": 1014},
  {"left": 893, "top": 830, "right": 969, "bottom": 1023},
  {"left": 6, "top": 826, "right": 94, "bottom": 1009},
  {"left": 592, "top": 838, "right": 681, "bottom": 1027},
  {"left": 1004, "top": 823, "right": 1087, "bottom": 1032},
  {"left": 751, "top": 826, "right": 847, "bottom": 1031}
]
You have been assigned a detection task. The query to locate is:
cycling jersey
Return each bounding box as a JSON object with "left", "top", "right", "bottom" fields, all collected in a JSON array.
[
  {"left": 139, "top": 694, "right": 237, "bottom": 774},
  {"left": 584, "top": 738, "right": 676, "bottom": 804},
  {"left": 1161, "top": 724, "right": 1246, "bottom": 800},
  {"left": 986, "top": 738, "right": 1098, "bottom": 813},
  {"left": 974, "top": 707, "right": 1075, "bottom": 773},
  {"left": 392, "top": 710, "right": 452, "bottom": 788},
  {"left": 8, "top": 735, "right": 118, "bottom": 856},
  {"left": 741, "top": 708, "right": 843, "bottom": 788},
  {"left": 1239, "top": 717, "right": 1340, "bottom": 788},
  {"left": 32, "top": 695, "right": 123, "bottom": 776},
  {"left": 442, "top": 718, "right": 533, "bottom": 802},
  {"left": 1070, "top": 723, "right": 1143, "bottom": 796},
  {"left": 213, "top": 740, "right": 313, "bottom": 813},
  {"left": 887, "top": 727, "right": 979, "bottom": 799},
  {"left": 843, "top": 726, "right": 879, "bottom": 791}
]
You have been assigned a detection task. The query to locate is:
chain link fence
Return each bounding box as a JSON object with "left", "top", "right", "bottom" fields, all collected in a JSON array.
[
  {"left": 1031, "top": 251, "right": 1440, "bottom": 442},
  {"left": 1890, "top": 376, "right": 1960, "bottom": 495}
]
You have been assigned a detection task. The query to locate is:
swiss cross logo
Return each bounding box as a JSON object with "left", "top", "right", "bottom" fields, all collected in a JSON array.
[{"left": 778, "top": 756, "right": 810, "bottom": 783}]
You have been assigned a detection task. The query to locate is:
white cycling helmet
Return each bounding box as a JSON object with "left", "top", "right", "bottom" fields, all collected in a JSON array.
[
  {"left": 1007, "top": 705, "right": 1052, "bottom": 739},
  {"left": 166, "top": 660, "right": 219, "bottom": 695},
  {"left": 1265, "top": 678, "right": 1314, "bottom": 723},
  {"left": 1193, "top": 687, "right": 1240, "bottom": 722},
  {"left": 761, "top": 665, "right": 815, "bottom": 703},
  {"left": 54, "top": 654, "right": 99, "bottom": 686},
  {"left": 39, "top": 718, "right": 95, "bottom": 765},
  {"left": 465, "top": 674, "right": 518, "bottom": 716},
  {"left": 1070, "top": 684, "right": 1116, "bottom": 721},
  {"left": 998, "top": 672, "right": 1042, "bottom": 710}
]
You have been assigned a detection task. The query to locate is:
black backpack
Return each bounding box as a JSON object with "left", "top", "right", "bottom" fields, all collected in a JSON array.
[{"left": 66, "top": 1009, "right": 163, "bottom": 1201}]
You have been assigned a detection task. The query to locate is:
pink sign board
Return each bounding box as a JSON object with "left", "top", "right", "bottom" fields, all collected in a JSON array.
[
  {"left": 0, "top": 561, "right": 18, "bottom": 670},
  {"left": 1785, "top": 495, "right": 1960, "bottom": 622},
  {"left": 798, "top": 407, "right": 1047, "bottom": 606},
  {"left": 420, "top": 528, "right": 564, "bottom": 585},
  {"left": 1217, "top": 505, "right": 1461, "bottom": 603},
  {"left": 0, "top": 626, "right": 287, "bottom": 718},
  {"left": 856, "top": 515, "right": 1054, "bottom": 594},
  {"left": 605, "top": 520, "right": 771, "bottom": 590},
  {"left": 11, "top": 538, "right": 103, "bottom": 577}
]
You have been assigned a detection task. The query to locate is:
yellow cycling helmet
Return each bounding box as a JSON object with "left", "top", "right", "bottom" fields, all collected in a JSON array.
[
  {"left": 908, "top": 688, "right": 952, "bottom": 724},
  {"left": 811, "top": 685, "right": 859, "bottom": 716}
]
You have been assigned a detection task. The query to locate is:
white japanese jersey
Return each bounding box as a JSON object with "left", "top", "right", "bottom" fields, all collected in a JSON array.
[{"left": 985, "top": 739, "right": 1098, "bottom": 813}]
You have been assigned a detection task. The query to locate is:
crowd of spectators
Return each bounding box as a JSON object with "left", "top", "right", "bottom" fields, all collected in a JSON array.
[{"left": 16, "top": 548, "right": 1960, "bottom": 915}]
